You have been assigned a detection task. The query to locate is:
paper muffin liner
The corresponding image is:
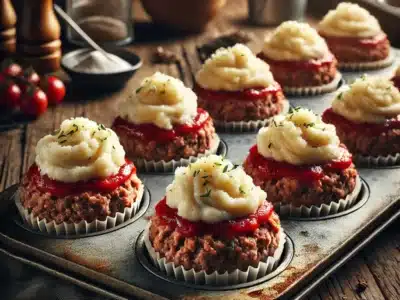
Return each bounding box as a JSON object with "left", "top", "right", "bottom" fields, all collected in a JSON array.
[
  {"left": 144, "top": 223, "right": 286, "bottom": 286},
  {"left": 338, "top": 50, "right": 395, "bottom": 71},
  {"left": 275, "top": 176, "right": 362, "bottom": 218},
  {"left": 215, "top": 99, "right": 290, "bottom": 133},
  {"left": 134, "top": 135, "right": 220, "bottom": 173},
  {"left": 354, "top": 153, "right": 400, "bottom": 167},
  {"left": 15, "top": 184, "right": 145, "bottom": 236},
  {"left": 283, "top": 72, "right": 342, "bottom": 96}
]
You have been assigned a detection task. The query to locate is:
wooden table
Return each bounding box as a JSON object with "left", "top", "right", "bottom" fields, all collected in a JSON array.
[{"left": 0, "top": 1, "right": 398, "bottom": 299}]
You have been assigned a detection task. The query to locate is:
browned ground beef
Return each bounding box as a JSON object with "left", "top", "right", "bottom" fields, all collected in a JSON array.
[
  {"left": 243, "top": 158, "right": 358, "bottom": 207},
  {"left": 323, "top": 36, "right": 390, "bottom": 63},
  {"left": 195, "top": 88, "right": 286, "bottom": 122},
  {"left": 20, "top": 173, "right": 142, "bottom": 224},
  {"left": 148, "top": 213, "right": 281, "bottom": 274},
  {"left": 113, "top": 118, "right": 217, "bottom": 162},
  {"left": 334, "top": 126, "right": 400, "bottom": 157},
  {"left": 258, "top": 53, "right": 338, "bottom": 88}
]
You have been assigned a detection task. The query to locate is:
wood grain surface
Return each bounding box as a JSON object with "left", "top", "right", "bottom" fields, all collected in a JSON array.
[{"left": 0, "top": 0, "right": 398, "bottom": 299}]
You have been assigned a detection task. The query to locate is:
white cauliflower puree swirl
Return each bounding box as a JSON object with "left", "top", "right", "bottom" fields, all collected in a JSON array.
[
  {"left": 195, "top": 43, "right": 275, "bottom": 91},
  {"left": 319, "top": 3, "right": 382, "bottom": 38},
  {"left": 35, "top": 117, "right": 126, "bottom": 183},
  {"left": 332, "top": 76, "right": 400, "bottom": 124},
  {"left": 257, "top": 108, "right": 342, "bottom": 165},
  {"left": 166, "top": 155, "right": 266, "bottom": 223},
  {"left": 119, "top": 72, "right": 197, "bottom": 130},
  {"left": 262, "top": 21, "right": 329, "bottom": 61}
]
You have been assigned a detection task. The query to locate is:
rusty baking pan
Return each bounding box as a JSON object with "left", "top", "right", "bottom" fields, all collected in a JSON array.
[{"left": 0, "top": 57, "right": 399, "bottom": 299}]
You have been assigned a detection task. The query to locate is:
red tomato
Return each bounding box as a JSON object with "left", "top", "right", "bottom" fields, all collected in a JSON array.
[
  {"left": 20, "top": 87, "right": 48, "bottom": 117},
  {"left": 24, "top": 69, "right": 40, "bottom": 85},
  {"left": 40, "top": 76, "right": 66, "bottom": 105},
  {"left": 0, "top": 82, "right": 21, "bottom": 109},
  {"left": 3, "top": 62, "right": 22, "bottom": 77}
]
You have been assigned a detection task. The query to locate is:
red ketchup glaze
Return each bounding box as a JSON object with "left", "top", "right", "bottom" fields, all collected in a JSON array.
[
  {"left": 155, "top": 198, "right": 279, "bottom": 238},
  {"left": 322, "top": 108, "right": 400, "bottom": 136},
  {"left": 247, "top": 145, "right": 352, "bottom": 184},
  {"left": 27, "top": 160, "right": 136, "bottom": 197},
  {"left": 257, "top": 52, "right": 335, "bottom": 72},
  {"left": 193, "top": 82, "right": 282, "bottom": 102},
  {"left": 112, "top": 108, "right": 210, "bottom": 144},
  {"left": 320, "top": 33, "right": 388, "bottom": 48}
]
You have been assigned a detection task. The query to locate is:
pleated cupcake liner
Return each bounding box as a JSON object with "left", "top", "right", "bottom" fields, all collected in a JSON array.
[
  {"left": 15, "top": 183, "right": 145, "bottom": 236},
  {"left": 354, "top": 152, "right": 400, "bottom": 167},
  {"left": 134, "top": 135, "right": 220, "bottom": 173},
  {"left": 215, "top": 99, "right": 290, "bottom": 132},
  {"left": 274, "top": 176, "right": 362, "bottom": 218},
  {"left": 338, "top": 50, "right": 395, "bottom": 71},
  {"left": 144, "top": 223, "right": 286, "bottom": 286},
  {"left": 283, "top": 72, "right": 343, "bottom": 96}
]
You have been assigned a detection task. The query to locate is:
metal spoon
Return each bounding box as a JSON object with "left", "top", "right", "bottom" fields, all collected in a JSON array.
[{"left": 53, "top": 4, "right": 116, "bottom": 63}]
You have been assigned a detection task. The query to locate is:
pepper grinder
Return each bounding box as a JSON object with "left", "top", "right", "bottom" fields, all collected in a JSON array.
[
  {"left": 17, "top": 0, "right": 61, "bottom": 73},
  {"left": 0, "top": 0, "right": 17, "bottom": 60}
]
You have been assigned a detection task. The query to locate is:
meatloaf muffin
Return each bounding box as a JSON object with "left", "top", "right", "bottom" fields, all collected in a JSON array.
[
  {"left": 21, "top": 170, "right": 142, "bottom": 224},
  {"left": 322, "top": 76, "right": 400, "bottom": 162},
  {"left": 114, "top": 72, "right": 219, "bottom": 170},
  {"left": 145, "top": 155, "right": 284, "bottom": 285},
  {"left": 149, "top": 211, "right": 280, "bottom": 274},
  {"left": 259, "top": 21, "right": 339, "bottom": 90},
  {"left": 258, "top": 53, "right": 338, "bottom": 88},
  {"left": 319, "top": 3, "right": 392, "bottom": 68},
  {"left": 18, "top": 117, "right": 144, "bottom": 234},
  {"left": 194, "top": 82, "right": 286, "bottom": 122},
  {"left": 194, "top": 43, "right": 288, "bottom": 127},
  {"left": 243, "top": 108, "right": 360, "bottom": 214},
  {"left": 244, "top": 152, "right": 358, "bottom": 207}
]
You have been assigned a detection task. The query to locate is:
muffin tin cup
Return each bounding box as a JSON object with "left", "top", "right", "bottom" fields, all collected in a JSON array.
[
  {"left": 274, "top": 175, "right": 362, "bottom": 218},
  {"left": 144, "top": 223, "right": 286, "bottom": 286},
  {"left": 15, "top": 183, "right": 145, "bottom": 236},
  {"left": 354, "top": 152, "right": 400, "bottom": 167},
  {"left": 215, "top": 100, "right": 290, "bottom": 132},
  {"left": 133, "top": 135, "right": 221, "bottom": 173},
  {"left": 338, "top": 50, "right": 395, "bottom": 71},
  {"left": 283, "top": 72, "right": 343, "bottom": 96}
]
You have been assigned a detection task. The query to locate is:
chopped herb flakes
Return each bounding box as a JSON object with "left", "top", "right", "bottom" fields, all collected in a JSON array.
[
  {"left": 268, "top": 143, "right": 272, "bottom": 149},
  {"left": 193, "top": 170, "right": 200, "bottom": 177},
  {"left": 337, "top": 92, "right": 343, "bottom": 100},
  {"left": 222, "top": 165, "right": 229, "bottom": 173},
  {"left": 135, "top": 86, "right": 143, "bottom": 94},
  {"left": 239, "top": 185, "right": 246, "bottom": 195},
  {"left": 200, "top": 189, "right": 211, "bottom": 198}
]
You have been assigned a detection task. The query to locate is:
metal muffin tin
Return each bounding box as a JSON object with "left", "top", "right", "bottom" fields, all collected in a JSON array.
[{"left": 0, "top": 60, "right": 399, "bottom": 299}]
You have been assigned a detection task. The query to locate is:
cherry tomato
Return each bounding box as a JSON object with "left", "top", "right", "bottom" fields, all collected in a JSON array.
[
  {"left": 40, "top": 76, "right": 66, "bottom": 105},
  {"left": 3, "top": 62, "right": 22, "bottom": 77},
  {"left": 23, "top": 69, "right": 40, "bottom": 85},
  {"left": 0, "top": 82, "right": 21, "bottom": 109},
  {"left": 20, "top": 87, "right": 48, "bottom": 117}
]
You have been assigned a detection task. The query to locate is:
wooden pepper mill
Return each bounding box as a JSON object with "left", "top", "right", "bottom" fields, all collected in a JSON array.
[
  {"left": 17, "top": 0, "right": 61, "bottom": 74},
  {"left": 0, "top": 0, "right": 17, "bottom": 60}
]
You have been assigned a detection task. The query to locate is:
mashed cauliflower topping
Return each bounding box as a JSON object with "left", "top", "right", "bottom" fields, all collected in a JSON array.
[
  {"left": 262, "top": 21, "right": 329, "bottom": 61},
  {"left": 195, "top": 43, "right": 275, "bottom": 91},
  {"left": 35, "top": 117, "right": 126, "bottom": 183},
  {"left": 319, "top": 3, "right": 382, "bottom": 38},
  {"left": 119, "top": 72, "right": 197, "bottom": 130},
  {"left": 166, "top": 155, "right": 266, "bottom": 223},
  {"left": 257, "top": 108, "right": 342, "bottom": 165},
  {"left": 332, "top": 75, "right": 400, "bottom": 124}
]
